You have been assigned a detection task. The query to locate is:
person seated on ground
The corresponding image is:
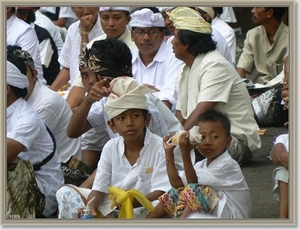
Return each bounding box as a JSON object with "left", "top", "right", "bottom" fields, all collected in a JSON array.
[
  {"left": 6, "top": 45, "right": 93, "bottom": 186},
  {"left": 147, "top": 109, "right": 251, "bottom": 218},
  {"left": 6, "top": 56, "right": 64, "bottom": 218},
  {"left": 65, "top": 38, "right": 188, "bottom": 189},
  {"left": 166, "top": 7, "right": 261, "bottom": 165},
  {"left": 158, "top": 7, "right": 176, "bottom": 45},
  {"left": 56, "top": 77, "right": 172, "bottom": 218},
  {"left": 40, "top": 7, "right": 77, "bottom": 41},
  {"left": 211, "top": 7, "right": 237, "bottom": 65},
  {"left": 194, "top": 7, "right": 233, "bottom": 65},
  {"left": 269, "top": 54, "right": 289, "bottom": 218},
  {"left": 16, "top": 7, "right": 60, "bottom": 86},
  {"left": 129, "top": 8, "right": 184, "bottom": 112},
  {"left": 270, "top": 133, "right": 289, "bottom": 218},
  {"left": 66, "top": 7, "right": 136, "bottom": 112},
  {"left": 50, "top": 7, "right": 104, "bottom": 91},
  {"left": 7, "top": 6, "right": 46, "bottom": 85},
  {"left": 236, "top": 7, "right": 288, "bottom": 126}
]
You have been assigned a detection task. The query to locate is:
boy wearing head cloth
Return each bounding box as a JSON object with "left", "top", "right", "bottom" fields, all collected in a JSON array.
[
  {"left": 57, "top": 77, "right": 172, "bottom": 218},
  {"left": 167, "top": 7, "right": 261, "bottom": 165},
  {"left": 6, "top": 56, "right": 64, "bottom": 218}
]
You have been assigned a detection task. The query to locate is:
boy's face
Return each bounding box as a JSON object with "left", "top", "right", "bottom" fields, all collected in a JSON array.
[
  {"left": 100, "top": 10, "right": 130, "bottom": 39},
  {"left": 196, "top": 120, "right": 232, "bottom": 164},
  {"left": 108, "top": 109, "right": 150, "bottom": 141}
]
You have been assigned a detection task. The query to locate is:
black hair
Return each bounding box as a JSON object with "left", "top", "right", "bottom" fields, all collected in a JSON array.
[
  {"left": 87, "top": 38, "right": 133, "bottom": 78},
  {"left": 16, "top": 9, "right": 36, "bottom": 24},
  {"left": 265, "top": 7, "right": 286, "bottom": 22},
  {"left": 7, "top": 45, "right": 27, "bottom": 75},
  {"left": 177, "top": 30, "right": 216, "bottom": 56},
  {"left": 213, "top": 7, "right": 223, "bottom": 17},
  {"left": 131, "top": 27, "right": 164, "bottom": 32},
  {"left": 9, "top": 85, "right": 28, "bottom": 98},
  {"left": 197, "top": 109, "right": 231, "bottom": 137},
  {"left": 111, "top": 109, "right": 149, "bottom": 124},
  {"left": 195, "top": 8, "right": 212, "bottom": 23}
]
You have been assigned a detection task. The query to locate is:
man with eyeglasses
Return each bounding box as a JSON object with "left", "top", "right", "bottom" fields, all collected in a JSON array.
[{"left": 129, "top": 8, "right": 184, "bottom": 112}]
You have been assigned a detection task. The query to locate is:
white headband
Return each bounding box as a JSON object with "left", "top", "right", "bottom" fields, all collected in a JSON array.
[
  {"left": 129, "top": 8, "right": 164, "bottom": 30},
  {"left": 7, "top": 61, "right": 29, "bottom": 89},
  {"left": 158, "top": 7, "right": 175, "bottom": 13},
  {"left": 197, "top": 7, "right": 215, "bottom": 19},
  {"left": 99, "top": 7, "right": 130, "bottom": 12}
]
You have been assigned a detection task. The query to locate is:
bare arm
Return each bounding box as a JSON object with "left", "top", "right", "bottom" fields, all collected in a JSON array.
[
  {"left": 183, "top": 102, "right": 216, "bottom": 130},
  {"left": 162, "top": 100, "right": 172, "bottom": 110},
  {"left": 79, "top": 168, "right": 97, "bottom": 189},
  {"left": 179, "top": 132, "right": 198, "bottom": 184},
  {"left": 175, "top": 110, "right": 186, "bottom": 128},
  {"left": 53, "top": 18, "right": 67, "bottom": 27},
  {"left": 163, "top": 135, "right": 184, "bottom": 188},
  {"left": 271, "top": 143, "right": 289, "bottom": 170},
  {"left": 7, "top": 138, "right": 25, "bottom": 164},
  {"left": 236, "top": 67, "right": 247, "bottom": 78},
  {"left": 50, "top": 67, "right": 70, "bottom": 91},
  {"left": 66, "top": 85, "right": 86, "bottom": 110}
]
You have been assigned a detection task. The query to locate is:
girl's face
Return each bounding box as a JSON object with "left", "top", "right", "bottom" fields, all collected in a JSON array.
[{"left": 196, "top": 120, "right": 232, "bottom": 164}]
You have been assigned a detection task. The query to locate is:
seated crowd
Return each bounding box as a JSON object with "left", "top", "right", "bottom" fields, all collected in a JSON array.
[{"left": 6, "top": 6, "right": 289, "bottom": 219}]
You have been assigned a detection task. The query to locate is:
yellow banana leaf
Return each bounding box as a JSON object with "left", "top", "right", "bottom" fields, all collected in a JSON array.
[{"left": 108, "top": 186, "right": 155, "bottom": 218}]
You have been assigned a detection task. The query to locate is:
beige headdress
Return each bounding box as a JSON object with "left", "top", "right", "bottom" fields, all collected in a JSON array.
[
  {"left": 167, "top": 7, "right": 212, "bottom": 34},
  {"left": 104, "top": 77, "right": 159, "bottom": 120}
]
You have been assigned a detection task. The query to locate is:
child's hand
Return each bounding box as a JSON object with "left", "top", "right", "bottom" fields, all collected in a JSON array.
[
  {"left": 163, "top": 134, "right": 176, "bottom": 153},
  {"left": 75, "top": 207, "right": 84, "bottom": 218},
  {"left": 179, "top": 131, "right": 196, "bottom": 156},
  {"left": 86, "top": 78, "right": 110, "bottom": 104}
]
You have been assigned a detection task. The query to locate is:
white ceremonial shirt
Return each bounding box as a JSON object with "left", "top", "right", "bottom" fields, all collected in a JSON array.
[
  {"left": 176, "top": 50, "right": 261, "bottom": 152},
  {"left": 7, "top": 98, "right": 64, "bottom": 217},
  {"left": 212, "top": 28, "right": 233, "bottom": 65},
  {"left": 7, "top": 14, "right": 46, "bottom": 85},
  {"left": 132, "top": 41, "right": 184, "bottom": 112},
  {"left": 212, "top": 16, "right": 237, "bottom": 64},
  {"left": 58, "top": 14, "right": 104, "bottom": 87},
  {"left": 27, "top": 83, "right": 82, "bottom": 163},
  {"left": 92, "top": 129, "right": 171, "bottom": 194},
  {"left": 34, "top": 9, "right": 64, "bottom": 56},
  {"left": 179, "top": 150, "right": 251, "bottom": 218}
]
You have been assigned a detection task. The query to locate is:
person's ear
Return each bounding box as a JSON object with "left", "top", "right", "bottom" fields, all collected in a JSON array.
[
  {"left": 107, "top": 120, "right": 118, "bottom": 133},
  {"left": 226, "top": 136, "right": 232, "bottom": 148},
  {"left": 144, "top": 113, "right": 151, "bottom": 127},
  {"left": 203, "top": 13, "right": 211, "bottom": 22},
  {"left": 126, "top": 15, "right": 131, "bottom": 24}
]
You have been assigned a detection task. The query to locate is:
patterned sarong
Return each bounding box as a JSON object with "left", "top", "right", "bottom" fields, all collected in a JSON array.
[
  {"left": 6, "top": 157, "right": 45, "bottom": 218},
  {"left": 60, "top": 156, "right": 95, "bottom": 187},
  {"left": 158, "top": 184, "right": 219, "bottom": 218}
]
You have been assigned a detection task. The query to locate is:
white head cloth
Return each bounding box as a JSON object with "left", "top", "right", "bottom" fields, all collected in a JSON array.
[
  {"left": 7, "top": 61, "right": 29, "bottom": 89},
  {"left": 167, "top": 7, "right": 212, "bottom": 34},
  {"left": 197, "top": 7, "right": 215, "bottom": 19},
  {"left": 129, "top": 8, "right": 164, "bottom": 30},
  {"left": 99, "top": 7, "right": 130, "bottom": 12},
  {"left": 104, "top": 76, "right": 159, "bottom": 120},
  {"left": 158, "top": 7, "right": 175, "bottom": 13}
]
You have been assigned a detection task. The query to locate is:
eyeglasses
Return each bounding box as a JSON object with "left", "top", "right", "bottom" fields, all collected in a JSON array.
[{"left": 132, "top": 29, "right": 161, "bottom": 37}]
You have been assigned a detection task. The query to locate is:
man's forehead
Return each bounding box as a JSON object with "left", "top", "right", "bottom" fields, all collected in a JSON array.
[{"left": 100, "top": 10, "right": 127, "bottom": 16}]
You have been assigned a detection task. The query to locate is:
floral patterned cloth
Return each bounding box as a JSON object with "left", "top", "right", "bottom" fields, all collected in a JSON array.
[{"left": 158, "top": 183, "right": 219, "bottom": 218}]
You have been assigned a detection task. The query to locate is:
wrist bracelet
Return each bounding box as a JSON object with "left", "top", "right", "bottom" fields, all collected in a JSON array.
[{"left": 80, "top": 30, "right": 89, "bottom": 36}]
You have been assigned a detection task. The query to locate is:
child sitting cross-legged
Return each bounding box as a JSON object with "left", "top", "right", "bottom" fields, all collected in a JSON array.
[
  {"left": 147, "top": 109, "right": 252, "bottom": 218},
  {"left": 57, "top": 76, "right": 172, "bottom": 218}
]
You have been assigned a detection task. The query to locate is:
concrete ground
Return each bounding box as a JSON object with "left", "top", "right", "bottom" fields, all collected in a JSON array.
[
  {"left": 234, "top": 31, "right": 288, "bottom": 218},
  {"left": 241, "top": 126, "right": 287, "bottom": 218}
]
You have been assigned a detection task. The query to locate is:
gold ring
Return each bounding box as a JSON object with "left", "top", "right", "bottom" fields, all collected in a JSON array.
[
  {"left": 97, "top": 94, "right": 100, "bottom": 97},
  {"left": 283, "top": 81, "right": 287, "bottom": 85},
  {"left": 283, "top": 97, "right": 289, "bottom": 102}
]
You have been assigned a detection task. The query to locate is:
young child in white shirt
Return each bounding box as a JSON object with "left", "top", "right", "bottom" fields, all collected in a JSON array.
[
  {"left": 56, "top": 77, "right": 171, "bottom": 218},
  {"left": 147, "top": 109, "right": 252, "bottom": 218}
]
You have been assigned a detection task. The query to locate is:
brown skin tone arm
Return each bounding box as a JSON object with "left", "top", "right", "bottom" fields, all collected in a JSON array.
[
  {"left": 271, "top": 143, "right": 289, "bottom": 170},
  {"left": 162, "top": 100, "right": 172, "bottom": 110},
  {"left": 175, "top": 110, "right": 186, "bottom": 127},
  {"left": 163, "top": 135, "right": 185, "bottom": 188},
  {"left": 183, "top": 102, "right": 216, "bottom": 130},
  {"left": 53, "top": 18, "right": 67, "bottom": 27},
  {"left": 132, "top": 190, "right": 165, "bottom": 208},
  {"left": 50, "top": 67, "right": 70, "bottom": 91},
  {"left": 236, "top": 67, "right": 247, "bottom": 78},
  {"left": 7, "top": 138, "right": 25, "bottom": 164},
  {"left": 66, "top": 85, "right": 86, "bottom": 110},
  {"left": 79, "top": 168, "right": 97, "bottom": 189},
  {"left": 76, "top": 190, "right": 105, "bottom": 218},
  {"left": 179, "top": 132, "right": 198, "bottom": 184}
]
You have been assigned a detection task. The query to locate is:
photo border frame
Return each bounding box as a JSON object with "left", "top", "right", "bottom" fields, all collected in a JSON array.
[{"left": 1, "top": 0, "right": 298, "bottom": 228}]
